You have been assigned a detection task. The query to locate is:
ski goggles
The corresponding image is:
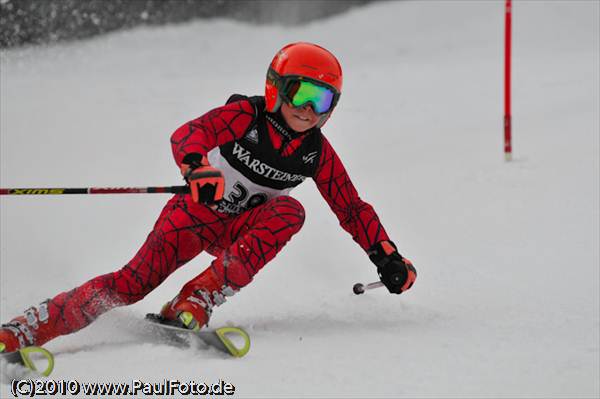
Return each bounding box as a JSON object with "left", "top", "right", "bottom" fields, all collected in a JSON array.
[{"left": 272, "top": 72, "right": 340, "bottom": 115}]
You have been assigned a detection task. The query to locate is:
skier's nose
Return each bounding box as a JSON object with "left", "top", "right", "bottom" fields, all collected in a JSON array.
[{"left": 299, "top": 103, "right": 316, "bottom": 115}]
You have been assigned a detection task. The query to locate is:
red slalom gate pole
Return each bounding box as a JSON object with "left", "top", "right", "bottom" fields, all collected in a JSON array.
[
  {"left": 504, "top": 0, "right": 512, "bottom": 161},
  {"left": 0, "top": 185, "right": 189, "bottom": 196}
]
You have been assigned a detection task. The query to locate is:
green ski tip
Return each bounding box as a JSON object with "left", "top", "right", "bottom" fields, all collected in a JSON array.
[
  {"left": 214, "top": 327, "right": 251, "bottom": 358},
  {"left": 20, "top": 347, "right": 54, "bottom": 377}
]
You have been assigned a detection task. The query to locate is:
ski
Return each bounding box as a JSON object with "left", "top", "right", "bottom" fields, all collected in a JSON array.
[
  {"left": 145, "top": 314, "right": 250, "bottom": 358},
  {"left": 0, "top": 346, "right": 54, "bottom": 376}
]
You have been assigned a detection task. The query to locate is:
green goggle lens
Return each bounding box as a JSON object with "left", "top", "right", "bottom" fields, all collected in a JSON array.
[{"left": 285, "top": 80, "right": 335, "bottom": 115}]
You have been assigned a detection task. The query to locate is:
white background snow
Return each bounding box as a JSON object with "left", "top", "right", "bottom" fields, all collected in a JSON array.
[{"left": 1, "top": 1, "right": 598, "bottom": 397}]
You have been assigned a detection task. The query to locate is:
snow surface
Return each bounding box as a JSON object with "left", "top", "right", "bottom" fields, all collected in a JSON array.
[{"left": 1, "top": 1, "right": 598, "bottom": 397}]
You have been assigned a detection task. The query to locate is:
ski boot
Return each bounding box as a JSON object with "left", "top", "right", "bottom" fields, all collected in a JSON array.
[
  {"left": 159, "top": 267, "right": 236, "bottom": 331},
  {"left": 0, "top": 325, "right": 22, "bottom": 353},
  {"left": 0, "top": 301, "right": 53, "bottom": 353}
]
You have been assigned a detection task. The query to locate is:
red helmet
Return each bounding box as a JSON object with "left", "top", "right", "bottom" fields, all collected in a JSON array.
[{"left": 265, "top": 42, "right": 343, "bottom": 128}]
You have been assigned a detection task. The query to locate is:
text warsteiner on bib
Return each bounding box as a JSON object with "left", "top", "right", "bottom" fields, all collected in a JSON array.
[{"left": 218, "top": 96, "right": 323, "bottom": 191}]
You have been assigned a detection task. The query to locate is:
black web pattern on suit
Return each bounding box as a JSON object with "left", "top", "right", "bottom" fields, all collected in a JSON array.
[
  {"left": 313, "top": 136, "right": 389, "bottom": 251},
  {"left": 211, "top": 196, "right": 305, "bottom": 289},
  {"left": 171, "top": 101, "right": 255, "bottom": 159},
  {"left": 28, "top": 194, "right": 305, "bottom": 343}
]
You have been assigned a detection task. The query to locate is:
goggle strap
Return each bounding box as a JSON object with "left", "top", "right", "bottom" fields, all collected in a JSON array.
[{"left": 267, "top": 68, "right": 281, "bottom": 87}]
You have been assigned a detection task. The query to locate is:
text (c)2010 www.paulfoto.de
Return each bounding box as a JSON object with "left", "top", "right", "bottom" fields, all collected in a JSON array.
[{"left": 10, "top": 378, "right": 236, "bottom": 397}]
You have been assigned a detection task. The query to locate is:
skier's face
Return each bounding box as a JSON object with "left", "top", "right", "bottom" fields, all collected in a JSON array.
[{"left": 280, "top": 102, "right": 320, "bottom": 132}]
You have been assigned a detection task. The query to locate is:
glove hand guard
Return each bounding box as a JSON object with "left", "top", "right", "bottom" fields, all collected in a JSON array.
[
  {"left": 368, "top": 240, "right": 417, "bottom": 294},
  {"left": 180, "top": 153, "right": 224, "bottom": 205}
]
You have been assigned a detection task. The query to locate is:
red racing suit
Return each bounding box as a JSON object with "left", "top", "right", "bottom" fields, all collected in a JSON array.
[{"left": 1, "top": 96, "right": 390, "bottom": 349}]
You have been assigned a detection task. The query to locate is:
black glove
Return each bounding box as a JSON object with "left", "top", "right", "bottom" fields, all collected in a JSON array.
[{"left": 368, "top": 240, "right": 417, "bottom": 294}]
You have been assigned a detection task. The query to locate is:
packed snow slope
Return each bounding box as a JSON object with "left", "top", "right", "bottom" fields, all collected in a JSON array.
[{"left": 1, "top": 1, "right": 598, "bottom": 397}]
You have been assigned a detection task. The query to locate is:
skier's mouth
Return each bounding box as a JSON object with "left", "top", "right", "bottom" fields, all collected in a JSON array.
[{"left": 294, "top": 114, "right": 310, "bottom": 122}]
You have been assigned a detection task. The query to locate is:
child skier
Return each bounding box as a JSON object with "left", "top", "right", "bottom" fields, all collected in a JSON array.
[{"left": 0, "top": 42, "right": 416, "bottom": 353}]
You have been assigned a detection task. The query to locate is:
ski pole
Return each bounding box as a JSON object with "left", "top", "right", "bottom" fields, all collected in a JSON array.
[
  {"left": 353, "top": 281, "right": 384, "bottom": 295},
  {"left": 0, "top": 185, "right": 190, "bottom": 196}
]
